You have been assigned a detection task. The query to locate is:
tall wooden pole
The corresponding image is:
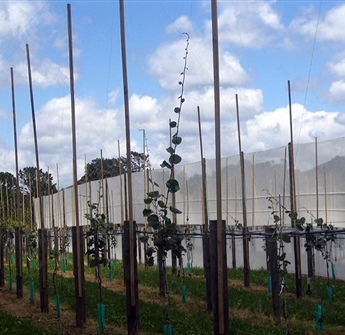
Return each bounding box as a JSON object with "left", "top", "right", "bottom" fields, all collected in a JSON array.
[
  {"left": 10, "top": 67, "right": 23, "bottom": 299},
  {"left": 197, "top": 106, "right": 212, "bottom": 311},
  {"left": 235, "top": 94, "right": 250, "bottom": 287},
  {"left": 26, "top": 43, "right": 49, "bottom": 312},
  {"left": 252, "top": 154, "right": 255, "bottom": 230},
  {"left": 323, "top": 164, "right": 328, "bottom": 224},
  {"left": 211, "top": 0, "right": 228, "bottom": 333},
  {"left": 67, "top": 3, "right": 86, "bottom": 327},
  {"left": 315, "top": 138, "right": 319, "bottom": 218},
  {"left": 118, "top": 140, "right": 124, "bottom": 225},
  {"left": 119, "top": 0, "right": 140, "bottom": 333},
  {"left": 288, "top": 80, "right": 302, "bottom": 299}
]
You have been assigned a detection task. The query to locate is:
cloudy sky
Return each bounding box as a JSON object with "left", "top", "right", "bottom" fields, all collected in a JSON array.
[{"left": 1, "top": 0, "right": 345, "bottom": 188}]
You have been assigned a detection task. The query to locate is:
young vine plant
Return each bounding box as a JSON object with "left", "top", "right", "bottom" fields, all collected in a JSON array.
[{"left": 141, "top": 33, "right": 190, "bottom": 266}]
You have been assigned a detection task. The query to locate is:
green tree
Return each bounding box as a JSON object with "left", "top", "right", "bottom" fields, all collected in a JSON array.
[
  {"left": 0, "top": 172, "right": 16, "bottom": 220},
  {"left": 78, "top": 151, "right": 147, "bottom": 184},
  {"left": 19, "top": 167, "right": 57, "bottom": 197}
]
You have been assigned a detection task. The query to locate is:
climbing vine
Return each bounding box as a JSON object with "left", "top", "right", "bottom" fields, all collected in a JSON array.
[{"left": 141, "top": 33, "right": 190, "bottom": 332}]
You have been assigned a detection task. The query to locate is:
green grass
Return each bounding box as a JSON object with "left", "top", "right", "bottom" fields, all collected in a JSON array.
[
  {"left": 0, "top": 305, "right": 61, "bottom": 335},
  {"left": 1, "top": 254, "right": 345, "bottom": 334}
]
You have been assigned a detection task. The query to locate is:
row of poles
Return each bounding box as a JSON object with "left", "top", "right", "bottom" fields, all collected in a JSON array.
[{"left": 5, "top": 1, "right": 328, "bottom": 334}]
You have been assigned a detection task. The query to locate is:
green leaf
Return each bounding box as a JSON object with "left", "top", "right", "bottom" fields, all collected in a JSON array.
[
  {"left": 147, "top": 256, "right": 154, "bottom": 266},
  {"left": 314, "top": 218, "right": 323, "bottom": 226},
  {"left": 148, "top": 214, "right": 161, "bottom": 230},
  {"left": 147, "top": 190, "right": 160, "bottom": 198},
  {"left": 146, "top": 246, "right": 156, "bottom": 257},
  {"left": 166, "top": 179, "right": 180, "bottom": 193},
  {"left": 273, "top": 215, "right": 280, "bottom": 223},
  {"left": 166, "top": 146, "right": 175, "bottom": 154},
  {"left": 158, "top": 200, "right": 165, "bottom": 208},
  {"left": 170, "top": 206, "right": 182, "bottom": 214},
  {"left": 160, "top": 160, "right": 172, "bottom": 169},
  {"left": 169, "top": 121, "right": 177, "bottom": 128},
  {"left": 172, "top": 136, "right": 182, "bottom": 145},
  {"left": 144, "top": 198, "right": 153, "bottom": 204},
  {"left": 140, "top": 235, "right": 149, "bottom": 243},
  {"left": 281, "top": 234, "right": 291, "bottom": 243},
  {"left": 296, "top": 223, "right": 304, "bottom": 231},
  {"left": 169, "top": 154, "right": 182, "bottom": 165},
  {"left": 143, "top": 208, "right": 153, "bottom": 217},
  {"left": 174, "top": 107, "right": 180, "bottom": 113}
]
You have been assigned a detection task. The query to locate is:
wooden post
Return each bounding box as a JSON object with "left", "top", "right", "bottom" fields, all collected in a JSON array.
[
  {"left": 210, "top": 220, "right": 229, "bottom": 334},
  {"left": 26, "top": 44, "right": 49, "bottom": 312},
  {"left": 119, "top": 1, "right": 140, "bottom": 332},
  {"left": 288, "top": 80, "right": 302, "bottom": 299},
  {"left": 123, "top": 221, "right": 140, "bottom": 333},
  {"left": 0, "top": 231, "right": 4, "bottom": 287},
  {"left": 71, "top": 226, "right": 86, "bottom": 327},
  {"left": 236, "top": 95, "right": 250, "bottom": 287},
  {"left": 211, "top": 0, "right": 228, "bottom": 333},
  {"left": 10, "top": 67, "right": 23, "bottom": 299},
  {"left": 265, "top": 227, "right": 280, "bottom": 325},
  {"left": 67, "top": 4, "right": 86, "bottom": 326},
  {"left": 197, "top": 107, "right": 212, "bottom": 310},
  {"left": 38, "top": 228, "right": 49, "bottom": 312}
]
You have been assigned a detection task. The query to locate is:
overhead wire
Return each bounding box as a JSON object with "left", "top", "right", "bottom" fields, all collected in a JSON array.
[{"left": 295, "top": 0, "right": 323, "bottom": 160}]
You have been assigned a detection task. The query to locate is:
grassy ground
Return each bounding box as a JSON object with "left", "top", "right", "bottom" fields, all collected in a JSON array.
[{"left": 0, "top": 255, "right": 344, "bottom": 334}]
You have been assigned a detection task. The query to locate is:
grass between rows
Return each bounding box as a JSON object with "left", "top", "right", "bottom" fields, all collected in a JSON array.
[{"left": 0, "top": 254, "right": 344, "bottom": 334}]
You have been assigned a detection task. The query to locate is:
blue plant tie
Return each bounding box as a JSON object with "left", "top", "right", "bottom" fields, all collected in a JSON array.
[
  {"left": 32, "top": 259, "right": 37, "bottom": 270},
  {"left": 267, "top": 276, "right": 272, "bottom": 293},
  {"left": 187, "top": 262, "right": 191, "bottom": 275},
  {"left": 55, "top": 294, "right": 61, "bottom": 318},
  {"left": 97, "top": 303, "right": 106, "bottom": 333},
  {"left": 8, "top": 275, "right": 12, "bottom": 292},
  {"left": 109, "top": 268, "right": 113, "bottom": 282},
  {"left": 110, "top": 260, "right": 114, "bottom": 268},
  {"left": 331, "top": 263, "right": 336, "bottom": 280},
  {"left": 182, "top": 284, "right": 187, "bottom": 304},
  {"left": 327, "top": 285, "right": 333, "bottom": 303},
  {"left": 316, "top": 304, "right": 324, "bottom": 330},
  {"left": 62, "top": 261, "right": 67, "bottom": 273},
  {"left": 164, "top": 323, "right": 172, "bottom": 335},
  {"left": 29, "top": 281, "right": 35, "bottom": 303},
  {"left": 10, "top": 254, "right": 14, "bottom": 264}
]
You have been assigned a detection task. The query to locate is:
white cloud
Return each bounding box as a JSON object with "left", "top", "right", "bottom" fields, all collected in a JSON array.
[
  {"left": 328, "top": 80, "right": 345, "bottom": 104},
  {"left": 148, "top": 37, "right": 249, "bottom": 90},
  {"left": 15, "top": 58, "right": 71, "bottom": 87},
  {"left": 291, "top": 4, "right": 345, "bottom": 43},
  {"left": 0, "top": 2, "right": 50, "bottom": 39},
  {"left": 166, "top": 15, "right": 192, "bottom": 34},
  {"left": 206, "top": 1, "right": 284, "bottom": 48}
]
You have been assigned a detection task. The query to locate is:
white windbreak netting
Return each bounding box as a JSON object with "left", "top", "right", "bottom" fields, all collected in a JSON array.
[{"left": 34, "top": 137, "right": 345, "bottom": 279}]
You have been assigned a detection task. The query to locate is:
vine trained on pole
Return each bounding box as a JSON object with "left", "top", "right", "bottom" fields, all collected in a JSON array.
[
  {"left": 141, "top": 33, "right": 190, "bottom": 332},
  {"left": 141, "top": 33, "right": 189, "bottom": 265}
]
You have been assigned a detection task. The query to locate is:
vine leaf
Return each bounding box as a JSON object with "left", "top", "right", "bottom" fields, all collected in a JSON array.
[
  {"left": 160, "top": 160, "right": 172, "bottom": 169},
  {"left": 148, "top": 214, "right": 161, "bottom": 230},
  {"left": 166, "top": 179, "right": 180, "bottom": 193},
  {"left": 172, "top": 135, "right": 182, "bottom": 145},
  {"left": 169, "top": 154, "right": 182, "bottom": 165},
  {"left": 281, "top": 234, "right": 291, "bottom": 243},
  {"left": 170, "top": 206, "right": 182, "bottom": 214}
]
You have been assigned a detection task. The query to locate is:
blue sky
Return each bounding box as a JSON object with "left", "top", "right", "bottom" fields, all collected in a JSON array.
[{"left": 1, "top": 0, "right": 345, "bottom": 187}]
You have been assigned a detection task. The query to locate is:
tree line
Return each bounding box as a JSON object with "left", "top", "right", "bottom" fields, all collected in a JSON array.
[{"left": 0, "top": 151, "right": 146, "bottom": 228}]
